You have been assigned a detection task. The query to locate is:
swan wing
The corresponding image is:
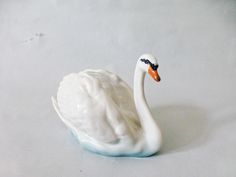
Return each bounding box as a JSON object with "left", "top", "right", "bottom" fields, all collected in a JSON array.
[{"left": 54, "top": 70, "right": 140, "bottom": 144}]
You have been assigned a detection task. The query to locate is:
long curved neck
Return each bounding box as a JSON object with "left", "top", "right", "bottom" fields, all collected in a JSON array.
[{"left": 133, "top": 65, "right": 161, "bottom": 153}]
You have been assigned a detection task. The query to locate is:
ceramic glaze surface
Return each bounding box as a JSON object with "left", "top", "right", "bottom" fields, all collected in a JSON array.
[{"left": 52, "top": 54, "right": 162, "bottom": 156}]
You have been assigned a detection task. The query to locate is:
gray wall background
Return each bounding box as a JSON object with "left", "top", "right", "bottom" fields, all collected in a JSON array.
[{"left": 0, "top": 0, "right": 236, "bottom": 177}]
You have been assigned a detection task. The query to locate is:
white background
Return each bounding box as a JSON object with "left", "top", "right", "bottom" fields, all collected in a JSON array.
[{"left": 0, "top": 0, "right": 236, "bottom": 176}]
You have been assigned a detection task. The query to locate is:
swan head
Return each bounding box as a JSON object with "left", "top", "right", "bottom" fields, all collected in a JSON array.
[{"left": 138, "top": 54, "right": 161, "bottom": 82}]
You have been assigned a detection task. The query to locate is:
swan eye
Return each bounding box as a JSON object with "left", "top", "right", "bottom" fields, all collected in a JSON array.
[
  {"left": 141, "top": 59, "right": 158, "bottom": 70},
  {"left": 140, "top": 58, "right": 150, "bottom": 64},
  {"left": 151, "top": 63, "right": 159, "bottom": 70}
]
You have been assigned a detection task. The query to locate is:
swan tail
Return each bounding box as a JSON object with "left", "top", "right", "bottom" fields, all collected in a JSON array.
[
  {"left": 51, "top": 96, "right": 81, "bottom": 137},
  {"left": 51, "top": 96, "right": 71, "bottom": 127},
  {"left": 51, "top": 97, "right": 96, "bottom": 145},
  {"left": 51, "top": 96, "right": 65, "bottom": 120}
]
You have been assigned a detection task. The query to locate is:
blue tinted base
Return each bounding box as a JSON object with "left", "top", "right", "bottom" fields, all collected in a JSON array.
[{"left": 69, "top": 129, "right": 156, "bottom": 157}]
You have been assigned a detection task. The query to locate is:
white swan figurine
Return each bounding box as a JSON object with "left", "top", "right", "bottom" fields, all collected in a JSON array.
[{"left": 52, "top": 54, "right": 162, "bottom": 157}]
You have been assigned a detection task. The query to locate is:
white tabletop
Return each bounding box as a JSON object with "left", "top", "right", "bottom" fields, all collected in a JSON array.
[{"left": 1, "top": 0, "right": 236, "bottom": 176}]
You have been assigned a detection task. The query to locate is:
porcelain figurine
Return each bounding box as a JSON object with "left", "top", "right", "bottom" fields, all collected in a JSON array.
[{"left": 52, "top": 54, "right": 162, "bottom": 157}]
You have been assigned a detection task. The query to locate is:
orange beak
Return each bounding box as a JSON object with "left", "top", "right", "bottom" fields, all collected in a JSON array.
[{"left": 148, "top": 66, "right": 161, "bottom": 82}]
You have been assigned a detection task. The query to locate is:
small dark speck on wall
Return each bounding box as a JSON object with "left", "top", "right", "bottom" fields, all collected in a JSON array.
[
  {"left": 21, "top": 32, "right": 45, "bottom": 43},
  {"left": 35, "top": 33, "right": 44, "bottom": 37}
]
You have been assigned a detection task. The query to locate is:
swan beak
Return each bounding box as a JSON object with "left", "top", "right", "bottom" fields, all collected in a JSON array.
[{"left": 148, "top": 66, "right": 161, "bottom": 82}]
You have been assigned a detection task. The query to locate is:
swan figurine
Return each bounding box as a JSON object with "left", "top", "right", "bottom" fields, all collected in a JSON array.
[{"left": 52, "top": 54, "right": 162, "bottom": 157}]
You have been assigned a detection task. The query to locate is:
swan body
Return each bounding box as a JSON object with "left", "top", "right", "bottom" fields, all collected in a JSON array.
[{"left": 52, "top": 54, "right": 162, "bottom": 157}]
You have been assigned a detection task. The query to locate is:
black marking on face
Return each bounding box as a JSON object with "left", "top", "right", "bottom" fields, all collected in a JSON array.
[{"left": 140, "top": 58, "right": 159, "bottom": 70}]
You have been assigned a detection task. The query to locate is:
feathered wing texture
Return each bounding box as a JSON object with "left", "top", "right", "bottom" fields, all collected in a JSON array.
[{"left": 55, "top": 69, "right": 141, "bottom": 145}]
